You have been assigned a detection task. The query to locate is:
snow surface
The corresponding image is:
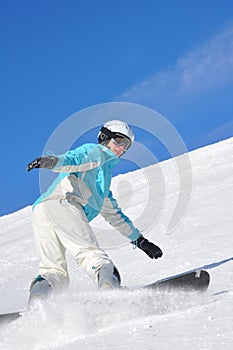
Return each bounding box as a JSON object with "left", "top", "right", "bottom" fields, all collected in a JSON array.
[{"left": 0, "top": 138, "right": 233, "bottom": 350}]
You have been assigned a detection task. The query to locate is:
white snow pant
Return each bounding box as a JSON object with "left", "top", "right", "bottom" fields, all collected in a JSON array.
[{"left": 31, "top": 199, "right": 113, "bottom": 293}]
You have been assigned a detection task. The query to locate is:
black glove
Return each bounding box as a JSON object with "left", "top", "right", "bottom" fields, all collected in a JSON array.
[
  {"left": 27, "top": 156, "right": 58, "bottom": 171},
  {"left": 132, "top": 236, "right": 163, "bottom": 259}
]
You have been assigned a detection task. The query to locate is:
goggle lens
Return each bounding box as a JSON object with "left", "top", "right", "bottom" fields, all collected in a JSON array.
[{"left": 111, "top": 137, "right": 131, "bottom": 150}]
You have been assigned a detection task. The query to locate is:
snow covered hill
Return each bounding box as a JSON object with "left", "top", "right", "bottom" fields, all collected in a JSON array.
[{"left": 0, "top": 137, "right": 233, "bottom": 350}]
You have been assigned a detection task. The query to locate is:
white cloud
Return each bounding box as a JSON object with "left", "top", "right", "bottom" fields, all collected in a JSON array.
[
  {"left": 116, "top": 23, "right": 233, "bottom": 103},
  {"left": 201, "top": 120, "right": 233, "bottom": 145}
]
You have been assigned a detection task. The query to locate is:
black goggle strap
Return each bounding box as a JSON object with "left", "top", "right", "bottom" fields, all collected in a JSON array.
[{"left": 100, "top": 127, "right": 117, "bottom": 140}]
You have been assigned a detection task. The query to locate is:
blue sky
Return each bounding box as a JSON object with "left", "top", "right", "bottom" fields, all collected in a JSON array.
[{"left": 1, "top": 0, "right": 233, "bottom": 216}]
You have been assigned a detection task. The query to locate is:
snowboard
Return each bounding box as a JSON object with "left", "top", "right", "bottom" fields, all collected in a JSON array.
[
  {"left": 142, "top": 269, "right": 210, "bottom": 292},
  {"left": 0, "top": 310, "right": 22, "bottom": 325},
  {"left": 0, "top": 269, "right": 210, "bottom": 325}
]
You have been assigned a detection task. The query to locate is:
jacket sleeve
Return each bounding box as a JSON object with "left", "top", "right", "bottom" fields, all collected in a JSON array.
[
  {"left": 52, "top": 145, "right": 100, "bottom": 173},
  {"left": 100, "top": 191, "right": 142, "bottom": 241}
]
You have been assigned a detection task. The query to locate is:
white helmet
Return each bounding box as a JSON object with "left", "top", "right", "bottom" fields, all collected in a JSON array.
[{"left": 98, "top": 120, "right": 134, "bottom": 150}]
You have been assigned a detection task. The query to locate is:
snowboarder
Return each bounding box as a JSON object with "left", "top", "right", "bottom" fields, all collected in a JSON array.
[{"left": 27, "top": 120, "right": 163, "bottom": 304}]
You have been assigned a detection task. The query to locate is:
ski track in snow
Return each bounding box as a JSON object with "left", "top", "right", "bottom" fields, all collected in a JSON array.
[{"left": 0, "top": 137, "right": 233, "bottom": 349}]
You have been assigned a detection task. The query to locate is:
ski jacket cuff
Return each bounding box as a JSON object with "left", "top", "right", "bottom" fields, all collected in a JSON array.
[{"left": 128, "top": 230, "right": 142, "bottom": 241}]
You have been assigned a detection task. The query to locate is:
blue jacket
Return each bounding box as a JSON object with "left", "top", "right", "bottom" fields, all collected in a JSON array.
[{"left": 34, "top": 143, "right": 141, "bottom": 241}]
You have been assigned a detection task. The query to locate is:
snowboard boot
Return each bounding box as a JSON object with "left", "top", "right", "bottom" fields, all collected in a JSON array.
[
  {"left": 28, "top": 275, "right": 52, "bottom": 308},
  {"left": 98, "top": 263, "right": 121, "bottom": 289}
]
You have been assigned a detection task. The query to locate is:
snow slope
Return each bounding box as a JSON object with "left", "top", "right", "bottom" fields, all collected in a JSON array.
[{"left": 0, "top": 137, "right": 233, "bottom": 350}]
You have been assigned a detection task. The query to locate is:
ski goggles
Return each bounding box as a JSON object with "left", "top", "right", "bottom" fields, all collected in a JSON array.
[{"left": 111, "top": 136, "right": 131, "bottom": 151}]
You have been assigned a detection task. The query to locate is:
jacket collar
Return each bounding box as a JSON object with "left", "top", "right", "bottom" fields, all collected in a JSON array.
[{"left": 99, "top": 144, "right": 120, "bottom": 168}]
